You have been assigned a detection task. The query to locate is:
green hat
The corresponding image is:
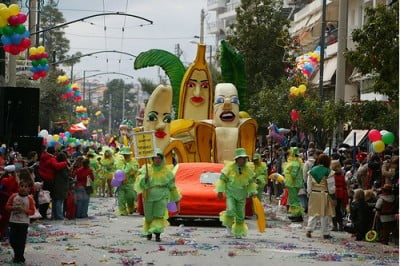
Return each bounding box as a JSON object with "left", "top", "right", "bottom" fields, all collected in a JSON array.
[
  {"left": 253, "top": 153, "right": 261, "bottom": 160},
  {"left": 290, "top": 147, "right": 299, "bottom": 157},
  {"left": 119, "top": 146, "right": 132, "bottom": 155},
  {"left": 234, "top": 148, "right": 248, "bottom": 160},
  {"left": 87, "top": 149, "right": 96, "bottom": 156}
]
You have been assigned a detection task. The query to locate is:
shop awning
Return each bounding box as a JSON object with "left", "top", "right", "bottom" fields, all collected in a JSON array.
[
  {"left": 69, "top": 122, "right": 87, "bottom": 133},
  {"left": 311, "top": 55, "right": 337, "bottom": 85},
  {"left": 342, "top": 129, "right": 369, "bottom": 146}
]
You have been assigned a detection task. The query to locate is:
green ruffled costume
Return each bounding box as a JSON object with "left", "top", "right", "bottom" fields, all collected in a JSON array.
[
  {"left": 99, "top": 157, "right": 115, "bottom": 180},
  {"left": 283, "top": 150, "right": 304, "bottom": 218},
  {"left": 253, "top": 162, "right": 267, "bottom": 201},
  {"left": 115, "top": 157, "right": 139, "bottom": 215},
  {"left": 135, "top": 163, "right": 181, "bottom": 235},
  {"left": 216, "top": 161, "right": 257, "bottom": 237}
]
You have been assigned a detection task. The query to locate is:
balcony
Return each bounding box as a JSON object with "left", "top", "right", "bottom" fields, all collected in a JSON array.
[
  {"left": 219, "top": 1, "right": 240, "bottom": 20},
  {"left": 207, "top": 0, "right": 227, "bottom": 11}
]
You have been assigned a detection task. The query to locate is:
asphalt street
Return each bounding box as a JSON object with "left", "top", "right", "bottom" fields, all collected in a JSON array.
[{"left": 0, "top": 196, "right": 398, "bottom": 266}]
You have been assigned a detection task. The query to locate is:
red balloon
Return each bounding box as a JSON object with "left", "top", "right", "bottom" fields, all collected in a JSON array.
[
  {"left": 28, "top": 55, "right": 35, "bottom": 60},
  {"left": 41, "top": 52, "right": 48, "bottom": 58},
  {"left": 368, "top": 129, "right": 381, "bottom": 142},
  {"left": 9, "top": 45, "right": 20, "bottom": 55},
  {"left": 32, "top": 72, "right": 40, "bottom": 80},
  {"left": 39, "top": 70, "right": 47, "bottom": 77},
  {"left": 291, "top": 109, "right": 300, "bottom": 122},
  {"left": 20, "top": 38, "right": 30, "bottom": 49},
  {"left": 3, "top": 45, "right": 11, "bottom": 53},
  {"left": 17, "top": 13, "right": 27, "bottom": 24},
  {"left": 7, "top": 15, "right": 19, "bottom": 26}
]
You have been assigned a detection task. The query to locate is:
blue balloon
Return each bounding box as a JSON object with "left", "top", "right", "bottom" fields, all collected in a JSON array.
[
  {"left": 22, "top": 30, "right": 30, "bottom": 38},
  {"left": 43, "top": 65, "right": 49, "bottom": 71},
  {"left": 36, "top": 65, "right": 43, "bottom": 71},
  {"left": 1, "top": 35, "right": 11, "bottom": 45},
  {"left": 64, "top": 131, "right": 71, "bottom": 138},
  {"left": 48, "top": 140, "right": 57, "bottom": 147},
  {"left": 10, "top": 34, "right": 22, "bottom": 45},
  {"left": 30, "top": 66, "right": 37, "bottom": 73}
]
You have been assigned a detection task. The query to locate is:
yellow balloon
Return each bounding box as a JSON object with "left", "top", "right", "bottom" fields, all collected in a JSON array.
[
  {"left": 0, "top": 7, "right": 10, "bottom": 20},
  {"left": 8, "top": 4, "right": 20, "bottom": 16},
  {"left": 29, "top": 47, "right": 37, "bottom": 55},
  {"left": 37, "top": 46, "right": 45, "bottom": 54},
  {"left": 0, "top": 4, "right": 6, "bottom": 9},
  {"left": 52, "top": 135, "right": 59, "bottom": 141},
  {"left": 289, "top": 86, "right": 297, "bottom": 94},
  {"left": 298, "top": 84, "right": 307, "bottom": 94},
  {"left": 372, "top": 140, "right": 385, "bottom": 153},
  {"left": 293, "top": 87, "right": 301, "bottom": 96},
  {"left": 0, "top": 17, "right": 7, "bottom": 27},
  {"left": 239, "top": 111, "right": 250, "bottom": 118}
]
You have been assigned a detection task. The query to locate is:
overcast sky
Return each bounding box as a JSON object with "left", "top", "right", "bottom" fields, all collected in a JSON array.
[{"left": 49, "top": 0, "right": 214, "bottom": 85}]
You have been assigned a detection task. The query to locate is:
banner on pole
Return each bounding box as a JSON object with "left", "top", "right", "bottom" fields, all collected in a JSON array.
[{"left": 132, "top": 131, "right": 156, "bottom": 158}]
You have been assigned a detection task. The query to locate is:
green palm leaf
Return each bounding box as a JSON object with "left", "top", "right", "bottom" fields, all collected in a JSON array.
[
  {"left": 134, "top": 49, "right": 186, "bottom": 115},
  {"left": 220, "top": 40, "right": 248, "bottom": 111}
]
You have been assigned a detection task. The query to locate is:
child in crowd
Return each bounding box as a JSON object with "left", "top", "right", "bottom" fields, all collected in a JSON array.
[
  {"left": 375, "top": 184, "right": 397, "bottom": 245},
  {"left": 331, "top": 160, "right": 348, "bottom": 231},
  {"left": 75, "top": 159, "right": 94, "bottom": 218},
  {"left": 0, "top": 165, "right": 18, "bottom": 241},
  {"left": 5, "top": 173, "right": 36, "bottom": 263},
  {"left": 345, "top": 189, "right": 372, "bottom": 241}
]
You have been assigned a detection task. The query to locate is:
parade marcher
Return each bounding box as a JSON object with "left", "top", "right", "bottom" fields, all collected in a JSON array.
[
  {"left": 74, "top": 159, "right": 94, "bottom": 218},
  {"left": 355, "top": 152, "right": 368, "bottom": 189},
  {"left": 283, "top": 147, "right": 304, "bottom": 222},
  {"left": 301, "top": 149, "right": 317, "bottom": 212},
  {"left": 252, "top": 153, "right": 267, "bottom": 201},
  {"left": 216, "top": 148, "right": 257, "bottom": 238},
  {"left": 87, "top": 149, "right": 100, "bottom": 195},
  {"left": 115, "top": 146, "right": 139, "bottom": 215},
  {"left": 330, "top": 160, "right": 348, "bottom": 231},
  {"left": 52, "top": 152, "right": 70, "bottom": 220},
  {"left": 98, "top": 148, "right": 115, "bottom": 197},
  {"left": 38, "top": 146, "right": 68, "bottom": 219},
  {"left": 135, "top": 149, "right": 181, "bottom": 242},
  {"left": 306, "top": 154, "right": 336, "bottom": 239}
]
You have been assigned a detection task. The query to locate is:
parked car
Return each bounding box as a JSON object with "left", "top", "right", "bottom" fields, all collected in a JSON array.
[{"left": 137, "top": 162, "right": 253, "bottom": 219}]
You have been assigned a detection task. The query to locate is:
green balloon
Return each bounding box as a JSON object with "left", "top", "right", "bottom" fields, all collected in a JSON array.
[
  {"left": 31, "top": 60, "right": 40, "bottom": 67},
  {"left": 40, "top": 58, "right": 48, "bottom": 66},
  {"left": 382, "top": 132, "right": 395, "bottom": 145},
  {"left": 15, "top": 24, "right": 26, "bottom": 34},
  {"left": 3, "top": 25, "right": 13, "bottom": 36}
]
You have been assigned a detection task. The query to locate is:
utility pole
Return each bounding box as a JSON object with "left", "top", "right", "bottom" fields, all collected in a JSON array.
[
  {"left": 318, "top": 0, "right": 327, "bottom": 102},
  {"left": 200, "top": 9, "right": 205, "bottom": 44},
  {"left": 108, "top": 94, "right": 112, "bottom": 135},
  {"left": 29, "top": 0, "right": 37, "bottom": 47}
]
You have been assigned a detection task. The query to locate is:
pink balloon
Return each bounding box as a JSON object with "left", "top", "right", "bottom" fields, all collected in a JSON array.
[
  {"left": 17, "top": 13, "right": 27, "bottom": 24},
  {"left": 7, "top": 15, "right": 19, "bottom": 26},
  {"left": 368, "top": 129, "right": 381, "bottom": 142}
]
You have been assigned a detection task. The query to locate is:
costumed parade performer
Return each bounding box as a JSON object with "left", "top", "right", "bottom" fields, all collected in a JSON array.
[
  {"left": 252, "top": 153, "right": 267, "bottom": 201},
  {"left": 98, "top": 148, "right": 115, "bottom": 197},
  {"left": 216, "top": 148, "right": 257, "bottom": 238},
  {"left": 283, "top": 147, "right": 305, "bottom": 222},
  {"left": 115, "top": 146, "right": 139, "bottom": 215},
  {"left": 134, "top": 149, "right": 181, "bottom": 242}
]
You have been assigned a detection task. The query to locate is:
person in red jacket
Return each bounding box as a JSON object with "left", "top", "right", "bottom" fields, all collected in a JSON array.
[
  {"left": 74, "top": 159, "right": 94, "bottom": 218},
  {"left": 0, "top": 165, "right": 19, "bottom": 240},
  {"left": 330, "top": 160, "right": 348, "bottom": 231},
  {"left": 38, "top": 146, "right": 68, "bottom": 219}
]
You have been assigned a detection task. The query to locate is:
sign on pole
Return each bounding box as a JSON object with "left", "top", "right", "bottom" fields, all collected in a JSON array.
[{"left": 132, "top": 131, "right": 156, "bottom": 159}]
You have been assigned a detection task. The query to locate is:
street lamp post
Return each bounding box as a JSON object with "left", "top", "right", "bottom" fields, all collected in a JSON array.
[{"left": 83, "top": 70, "right": 100, "bottom": 104}]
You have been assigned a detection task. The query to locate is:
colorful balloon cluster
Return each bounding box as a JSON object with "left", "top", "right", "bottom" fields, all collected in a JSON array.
[
  {"left": 0, "top": 4, "right": 30, "bottom": 55},
  {"left": 368, "top": 129, "right": 395, "bottom": 153},
  {"left": 57, "top": 75, "right": 82, "bottom": 102},
  {"left": 38, "top": 129, "right": 94, "bottom": 149},
  {"left": 75, "top": 106, "right": 88, "bottom": 121},
  {"left": 289, "top": 84, "right": 307, "bottom": 97},
  {"left": 95, "top": 111, "right": 106, "bottom": 122},
  {"left": 296, "top": 47, "right": 321, "bottom": 78},
  {"left": 29, "top": 46, "right": 49, "bottom": 80}
]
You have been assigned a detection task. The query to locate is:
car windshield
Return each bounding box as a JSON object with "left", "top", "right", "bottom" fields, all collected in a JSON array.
[{"left": 199, "top": 172, "right": 220, "bottom": 184}]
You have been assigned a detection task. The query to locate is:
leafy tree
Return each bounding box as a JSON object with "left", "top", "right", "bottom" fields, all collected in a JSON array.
[
  {"left": 345, "top": 3, "right": 399, "bottom": 102},
  {"left": 101, "top": 79, "right": 135, "bottom": 133},
  {"left": 227, "top": 0, "right": 290, "bottom": 95},
  {"left": 137, "top": 77, "right": 157, "bottom": 95}
]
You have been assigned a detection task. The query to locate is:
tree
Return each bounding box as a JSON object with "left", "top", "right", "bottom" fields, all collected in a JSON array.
[
  {"left": 227, "top": 0, "right": 290, "bottom": 95},
  {"left": 101, "top": 79, "right": 135, "bottom": 133},
  {"left": 345, "top": 3, "right": 399, "bottom": 102},
  {"left": 137, "top": 77, "right": 157, "bottom": 95}
]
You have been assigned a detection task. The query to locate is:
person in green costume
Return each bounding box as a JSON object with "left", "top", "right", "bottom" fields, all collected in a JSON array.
[
  {"left": 216, "top": 148, "right": 257, "bottom": 238},
  {"left": 252, "top": 153, "right": 267, "bottom": 201},
  {"left": 115, "top": 146, "right": 139, "bottom": 215},
  {"left": 283, "top": 147, "right": 305, "bottom": 222},
  {"left": 87, "top": 149, "right": 100, "bottom": 195},
  {"left": 98, "top": 148, "right": 115, "bottom": 197},
  {"left": 135, "top": 149, "right": 181, "bottom": 242}
]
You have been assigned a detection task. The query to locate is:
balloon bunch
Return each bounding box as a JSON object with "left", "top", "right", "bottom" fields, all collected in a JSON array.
[
  {"left": 29, "top": 46, "right": 49, "bottom": 80},
  {"left": 0, "top": 4, "right": 30, "bottom": 55},
  {"left": 368, "top": 129, "right": 395, "bottom": 153},
  {"left": 95, "top": 111, "right": 106, "bottom": 122},
  {"left": 290, "top": 109, "right": 300, "bottom": 122},
  {"left": 296, "top": 47, "right": 321, "bottom": 78},
  {"left": 57, "top": 75, "right": 82, "bottom": 102},
  {"left": 75, "top": 106, "right": 88, "bottom": 121},
  {"left": 289, "top": 84, "right": 307, "bottom": 97},
  {"left": 38, "top": 129, "right": 97, "bottom": 149}
]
